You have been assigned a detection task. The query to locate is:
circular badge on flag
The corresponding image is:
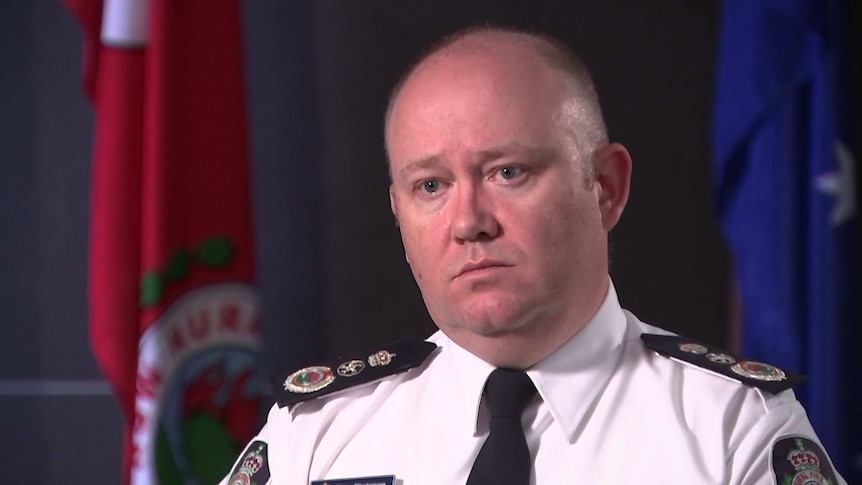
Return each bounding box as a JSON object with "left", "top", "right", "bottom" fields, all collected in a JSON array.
[
  {"left": 133, "top": 284, "right": 267, "bottom": 485},
  {"left": 284, "top": 366, "right": 336, "bottom": 393},
  {"left": 731, "top": 360, "right": 787, "bottom": 381}
]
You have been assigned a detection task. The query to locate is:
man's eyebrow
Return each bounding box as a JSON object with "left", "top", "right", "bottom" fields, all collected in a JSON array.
[
  {"left": 475, "top": 143, "right": 555, "bottom": 163},
  {"left": 396, "top": 144, "right": 556, "bottom": 180},
  {"left": 397, "top": 155, "right": 443, "bottom": 179}
]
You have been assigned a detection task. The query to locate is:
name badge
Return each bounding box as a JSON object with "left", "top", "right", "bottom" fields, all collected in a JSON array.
[{"left": 311, "top": 475, "right": 395, "bottom": 485}]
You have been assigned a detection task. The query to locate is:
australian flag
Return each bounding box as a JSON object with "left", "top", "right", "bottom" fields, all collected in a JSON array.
[{"left": 712, "top": 0, "right": 860, "bottom": 481}]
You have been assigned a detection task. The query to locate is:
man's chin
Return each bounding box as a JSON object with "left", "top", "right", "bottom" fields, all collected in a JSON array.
[
  {"left": 427, "top": 293, "right": 548, "bottom": 337},
  {"left": 442, "top": 312, "right": 532, "bottom": 338}
]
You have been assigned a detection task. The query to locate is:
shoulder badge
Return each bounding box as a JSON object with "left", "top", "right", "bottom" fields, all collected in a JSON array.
[
  {"left": 275, "top": 338, "right": 438, "bottom": 407},
  {"left": 226, "top": 440, "right": 270, "bottom": 485},
  {"left": 772, "top": 436, "right": 839, "bottom": 485},
  {"left": 641, "top": 334, "right": 807, "bottom": 394}
]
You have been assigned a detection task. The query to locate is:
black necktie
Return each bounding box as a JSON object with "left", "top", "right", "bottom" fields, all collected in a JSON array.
[{"left": 466, "top": 368, "right": 537, "bottom": 485}]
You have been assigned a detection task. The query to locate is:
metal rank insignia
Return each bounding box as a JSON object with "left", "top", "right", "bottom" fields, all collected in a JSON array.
[
  {"left": 368, "top": 349, "right": 396, "bottom": 367},
  {"left": 731, "top": 360, "right": 787, "bottom": 382},
  {"left": 337, "top": 359, "right": 366, "bottom": 377},
  {"left": 275, "top": 339, "right": 438, "bottom": 407},
  {"left": 706, "top": 352, "right": 736, "bottom": 365},
  {"left": 678, "top": 342, "right": 708, "bottom": 354},
  {"left": 640, "top": 333, "right": 806, "bottom": 395},
  {"left": 284, "top": 365, "right": 335, "bottom": 393}
]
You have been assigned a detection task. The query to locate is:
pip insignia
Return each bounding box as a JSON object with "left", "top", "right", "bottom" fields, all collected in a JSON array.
[
  {"left": 641, "top": 334, "right": 807, "bottom": 394},
  {"left": 337, "top": 359, "right": 366, "bottom": 377},
  {"left": 275, "top": 339, "right": 438, "bottom": 407},
  {"left": 679, "top": 343, "right": 708, "bottom": 354},
  {"left": 706, "top": 352, "right": 736, "bottom": 365}
]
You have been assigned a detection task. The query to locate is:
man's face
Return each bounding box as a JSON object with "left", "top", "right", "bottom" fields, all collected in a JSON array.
[{"left": 387, "top": 44, "right": 611, "bottom": 363}]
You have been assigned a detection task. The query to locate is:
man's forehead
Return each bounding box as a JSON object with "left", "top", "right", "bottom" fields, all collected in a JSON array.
[
  {"left": 392, "top": 41, "right": 566, "bottom": 128},
  {"left": 385, "top": 28, "right": 596, "bottom": 174}
]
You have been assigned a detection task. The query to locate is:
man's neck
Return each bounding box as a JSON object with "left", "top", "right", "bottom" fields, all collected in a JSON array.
[{"left": 444, "top": 277, "right": 611, "bottom": 369}]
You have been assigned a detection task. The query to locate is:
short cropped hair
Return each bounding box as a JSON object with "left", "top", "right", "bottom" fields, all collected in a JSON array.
[{"left": 383, "top": 25, "right": 609, "bottom": 168}]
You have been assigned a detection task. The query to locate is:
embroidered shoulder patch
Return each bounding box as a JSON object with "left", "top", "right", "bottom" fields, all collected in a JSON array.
[
  {"left": 772, "top": 436, "right": 838, "bottom": 485},
  {"left": 275, "top": 338, "right": 438, "bottom": 407},
  {"left": 227, "top": 440, "right": 270, "bottom": 485},
  {"left": 641, "top": 334, "right": 807, "bottom": 394}
]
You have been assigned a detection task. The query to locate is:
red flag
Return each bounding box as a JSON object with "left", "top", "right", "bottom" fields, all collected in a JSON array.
[{"left": 65, "top": 0, "right": 266, "bottom": 483}]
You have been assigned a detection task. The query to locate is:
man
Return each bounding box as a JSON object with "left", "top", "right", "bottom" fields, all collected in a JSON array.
[{"left": 221, "top": 27, "right": 845, "bottom": 484}]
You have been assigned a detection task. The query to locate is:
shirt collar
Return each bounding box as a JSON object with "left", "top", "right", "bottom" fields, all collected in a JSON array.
[
  {"left": 527, "top": 279, "right": 627, "bottom": 442},
  {"left": 428, "top": 330, "right": 496, "bottom": 436},
  {"left": 428, "top": 278, "right": 627, "bottom": 439}
]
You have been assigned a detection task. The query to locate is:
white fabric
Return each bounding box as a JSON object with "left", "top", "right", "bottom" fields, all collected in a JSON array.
[
  {"left": 224, "top": 282, "right": 845, "bottom": 484},
  {"left": 101, "top": 0, "right": 149, "bottom": 45}
]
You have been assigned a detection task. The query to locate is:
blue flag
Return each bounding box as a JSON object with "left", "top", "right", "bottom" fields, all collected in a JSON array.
[{"left": 713, "top": 0, "right": 860, "bottom": 481}]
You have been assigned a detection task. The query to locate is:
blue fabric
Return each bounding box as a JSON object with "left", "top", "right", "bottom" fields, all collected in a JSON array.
[{"left": 712, "top": 0, "right": 860, "bottom": 481}]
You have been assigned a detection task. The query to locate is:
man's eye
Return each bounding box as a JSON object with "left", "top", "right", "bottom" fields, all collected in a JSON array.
[
  {"left": 421, "top": 180, "right": 440, "bottom": 193},
  {"left": 496, "top": 166, "right": 523, "bottom": 180}
]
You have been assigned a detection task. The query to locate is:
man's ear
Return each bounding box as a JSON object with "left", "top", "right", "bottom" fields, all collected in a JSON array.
[{"left": 593, "top": 142, "right": 632, "bottom": 231}]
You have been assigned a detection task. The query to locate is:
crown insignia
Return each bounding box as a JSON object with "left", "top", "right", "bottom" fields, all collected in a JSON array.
[
  {"left": 242, "top": 452, "right": 263, "bottom": 474},
  {"left": 787, "top": 438, "right": 822, "bottom": 472},
  {"left": 782, "top": 438, "right": 832, "bottom": 485},
  {"left": 228, "top": 441, "right": 270, "bottom": 485}
]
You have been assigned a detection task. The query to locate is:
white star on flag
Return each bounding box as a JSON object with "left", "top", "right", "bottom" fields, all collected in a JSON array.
[{"left": 815, "top": 140, "right": 857, "bottom": 227}]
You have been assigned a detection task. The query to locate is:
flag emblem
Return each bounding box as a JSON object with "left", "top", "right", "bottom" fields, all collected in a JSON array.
[{"left": 132, "top": 285, "right": 266, "bottom": 484}]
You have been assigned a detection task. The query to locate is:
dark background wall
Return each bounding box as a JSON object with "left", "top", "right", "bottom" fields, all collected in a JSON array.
[{"left": 1, "top": 1, "right": 733, "bottom": 482}]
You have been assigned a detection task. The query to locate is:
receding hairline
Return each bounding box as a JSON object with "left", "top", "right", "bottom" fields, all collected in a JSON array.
[{"left": 383, "top": 25, "right": 609, "bottom": 165}]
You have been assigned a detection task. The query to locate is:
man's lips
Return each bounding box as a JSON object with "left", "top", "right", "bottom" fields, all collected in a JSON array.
[{"left": 453, "top": 260, "right": 511, "bottom": 279}]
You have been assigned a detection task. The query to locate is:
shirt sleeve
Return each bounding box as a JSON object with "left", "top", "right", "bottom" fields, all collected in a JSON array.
[
  {"left": 728, "top": 390, "right": 847, "bottom": 485},
  {"left": 217, "top": 406, "right": 278, "bottom": 485}
]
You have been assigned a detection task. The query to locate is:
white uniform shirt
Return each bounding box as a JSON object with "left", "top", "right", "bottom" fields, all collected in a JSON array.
[{"left": 224, "top": 283, "right": 845, "bottom": 484}]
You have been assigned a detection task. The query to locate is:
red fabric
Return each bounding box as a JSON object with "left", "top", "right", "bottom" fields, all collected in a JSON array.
[
  {"left": 139, "top": 1, "right": 255, "bottom": 324},
  {"left": 66, "top": 1, "right": 256, "bottom": 483},
  {"left": 91, "top": 45, "right": 145, "bottom": 483},
  {"left": 63, "top": 0, "right": 103, "bottom": 99}
]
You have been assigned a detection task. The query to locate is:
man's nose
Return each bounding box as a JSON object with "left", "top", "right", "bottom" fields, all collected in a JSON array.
[{"left": 450, "top": 183, "right": 500, "bottom": 242}]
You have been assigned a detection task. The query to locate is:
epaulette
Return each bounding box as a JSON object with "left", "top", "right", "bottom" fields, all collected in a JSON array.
[
  {"left": 641, "top": 334, "right": 807, "bottom": 394},
  {"left": 275, "top": 338, "right": 438, "bottom": 407}
]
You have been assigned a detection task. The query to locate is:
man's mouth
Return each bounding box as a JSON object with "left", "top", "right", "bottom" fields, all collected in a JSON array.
[{"left": 454, "top": 260, "right": 511, "bottom": 279}]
